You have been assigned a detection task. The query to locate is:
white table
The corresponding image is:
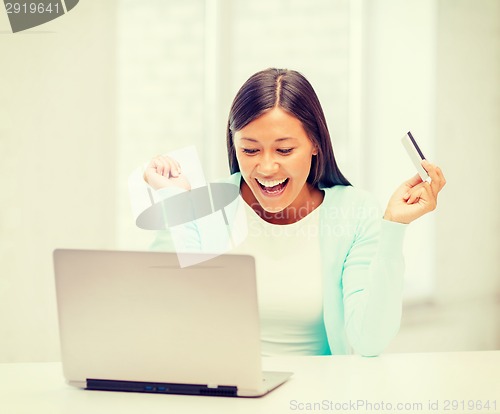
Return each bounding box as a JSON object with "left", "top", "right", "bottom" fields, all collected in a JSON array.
[{"left": 1, "top": 351, "right": 498, "bottom": 414}]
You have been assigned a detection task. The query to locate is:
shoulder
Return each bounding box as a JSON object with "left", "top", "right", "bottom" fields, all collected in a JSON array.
[
  {"left": 319, "top": 185, "right": 381, "bottom": 229},
  {"left": 322, "top": 185, "right": 379, "bottom": 209}
]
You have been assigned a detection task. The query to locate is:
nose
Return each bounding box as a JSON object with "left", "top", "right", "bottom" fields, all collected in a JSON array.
[{"left": 257, "top": 152, "right": 279, "bottom": 176}]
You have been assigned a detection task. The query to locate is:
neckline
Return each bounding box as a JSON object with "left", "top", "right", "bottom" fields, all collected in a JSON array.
[{"left": 241, "top": 195, "right": 322, "bottom": 227}]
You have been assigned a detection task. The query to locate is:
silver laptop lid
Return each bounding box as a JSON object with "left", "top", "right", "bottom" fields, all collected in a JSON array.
[{"left": 53, "top": 249, "right": 263, "bottom": 393}]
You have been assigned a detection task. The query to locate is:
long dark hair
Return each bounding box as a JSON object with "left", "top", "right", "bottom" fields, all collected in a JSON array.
[{"left": 226, "top": 68, "right": 351, "bottom": 188}]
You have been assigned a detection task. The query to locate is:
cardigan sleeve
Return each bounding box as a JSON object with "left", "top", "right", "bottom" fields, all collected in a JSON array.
[
  {"left": 341, "top": 195, "right": 407, "bottom": 357},
  {"left": 147, "top": 173, "right": 244, "bottom": 255},
  {"left": 148, "top": 187, "right": 202, "bottom": 253}
]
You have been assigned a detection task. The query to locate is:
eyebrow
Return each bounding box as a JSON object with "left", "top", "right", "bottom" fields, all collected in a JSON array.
[{"left": 239, "top": 137, "right": 297, "bottom": 143}]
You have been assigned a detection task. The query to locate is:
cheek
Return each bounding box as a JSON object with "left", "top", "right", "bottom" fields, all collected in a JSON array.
[
  {"left": 235, "top": 154, "right": 251, "bottom": 176},
  {"left": 290, "top": 155, "right": 312, "bottom": 179}
]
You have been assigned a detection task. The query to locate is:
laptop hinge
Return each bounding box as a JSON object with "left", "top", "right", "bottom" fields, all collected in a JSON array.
[{"left": 86, "top": 378, "right": 238, "bottom": 397}]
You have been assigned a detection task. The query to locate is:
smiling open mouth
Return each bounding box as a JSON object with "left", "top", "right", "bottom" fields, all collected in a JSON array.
[{"left": 255, "top": 178, "right": 289, "bottom": 196}]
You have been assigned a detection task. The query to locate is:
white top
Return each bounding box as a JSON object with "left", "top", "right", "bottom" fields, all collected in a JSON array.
[
  {"left": 151, "top": 175, "right": 409, "bottom": 356},
  {"left": 232, "top": 202, "right": 329, "bottom": 356}
]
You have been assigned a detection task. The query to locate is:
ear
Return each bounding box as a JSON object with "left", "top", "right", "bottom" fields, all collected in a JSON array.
[{"left": 312, "top": 146, "right": 318, "bottom": 156}]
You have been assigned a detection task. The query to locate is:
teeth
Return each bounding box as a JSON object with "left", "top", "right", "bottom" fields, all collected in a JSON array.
[{"left": 256, "top": 178, "right": 287, "bottom": 188}]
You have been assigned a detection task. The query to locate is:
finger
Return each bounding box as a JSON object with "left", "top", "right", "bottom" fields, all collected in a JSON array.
[
  {"left": 408, "top": 183, "right": 437, "bottom": 211},
  {"left": 434, "top": 166, "right": 446, "bottom": 191},
  {"left": 404, "top": 173, "right": 423, "bottom": 190},
  {"left": 421, "top": 159, "right": 437, "bottom": 180},
  {"left": 147, "top": 158, "right": 161, "bottom": 175},
  {"left": 171, "top": 158, "right": 182, "bottom": 176},
  {"left": 407, "top": 187, "right": 423, "bottom": 204},
  {"left": 422, "top": 160, "right": 446, "bottom": 195},
  {"left": 147, "top": 155, "right": 182, "bottom": 180},
  {"left": 406, "top": 182, "right": 432, "bottom": 204},
  {"left": 153, "top": 157, "right": 167, "bottom": 176},
  {"left": 403, "top": 181, "right": 427, "bottom": 200},
  {"left": 159, "top": 156, "right": 179, "bottom": 177},
  {"left": 169, "top": 159, "right": 181, "bottom": 177},
  {"left": 434, "top": 165, "right": 445, "bottom": 181},
  {"left": 419, "top": 183, "right": 437, "bottom": 210},
  {"left": 160, "top": 156, "right": 181, "bottom": 177}
]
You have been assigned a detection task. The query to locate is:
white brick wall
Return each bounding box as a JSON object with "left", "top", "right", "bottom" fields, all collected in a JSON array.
[
  {"left": 116, "top": 0, "right": 206, "bottom": 249},
  {"left": 230, "top": 0, "right": 350, "bottom": 154},
  {"left": 115, "top": 0, "right": 352, "bottom": 250}
]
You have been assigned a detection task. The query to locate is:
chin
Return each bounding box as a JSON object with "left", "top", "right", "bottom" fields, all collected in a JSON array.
[
  {"left": 257, "top": 199, "right": 290, "bottom": 214},
  {"left": 261, "top": 206, "right": 286, "bottom": 214}
]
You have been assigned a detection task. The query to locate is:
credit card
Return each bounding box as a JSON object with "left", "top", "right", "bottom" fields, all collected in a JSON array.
[{"left": 401, "top": 131, "right": 430, "bottom": 182}]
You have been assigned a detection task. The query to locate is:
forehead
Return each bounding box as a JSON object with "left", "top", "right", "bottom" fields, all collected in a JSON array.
[{"left": 234, "top": 107, "right": 309, "bottom": 143}]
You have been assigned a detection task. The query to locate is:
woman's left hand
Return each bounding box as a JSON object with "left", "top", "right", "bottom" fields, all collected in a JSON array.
[{"left": 383, "top": 160, "right": 446, "bottom": 224}]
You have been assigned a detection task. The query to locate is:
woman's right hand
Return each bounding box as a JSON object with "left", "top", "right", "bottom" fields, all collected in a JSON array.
[{"left": 143, "top": 155, "right": 191, "bottom": 191}]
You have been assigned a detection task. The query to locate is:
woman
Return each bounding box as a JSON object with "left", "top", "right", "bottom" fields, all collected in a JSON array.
[{"left": 144, "top": 68, "right": 446, "bottom": 357}]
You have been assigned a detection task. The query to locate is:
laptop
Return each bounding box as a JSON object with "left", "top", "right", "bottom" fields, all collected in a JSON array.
[{"left": 53, "top": 249, "right": 292, "bottom": 397}]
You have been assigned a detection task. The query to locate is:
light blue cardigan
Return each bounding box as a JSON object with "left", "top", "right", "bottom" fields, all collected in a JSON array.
[{"left": 150, "top": 173, "right": 407, "bottom": 356}]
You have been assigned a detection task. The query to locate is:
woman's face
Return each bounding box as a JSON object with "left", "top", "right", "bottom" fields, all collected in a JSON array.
[{"left": 233, "top": 107, "right": 318, "bottom": 214}]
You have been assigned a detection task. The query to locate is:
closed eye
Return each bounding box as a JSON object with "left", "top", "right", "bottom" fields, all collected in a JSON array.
[
  {"left": 242, "top": 148, "right": 259, "bottom": 155},
  {"left": 277, "top": 148, "right": 294, "bottom": 155}
]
